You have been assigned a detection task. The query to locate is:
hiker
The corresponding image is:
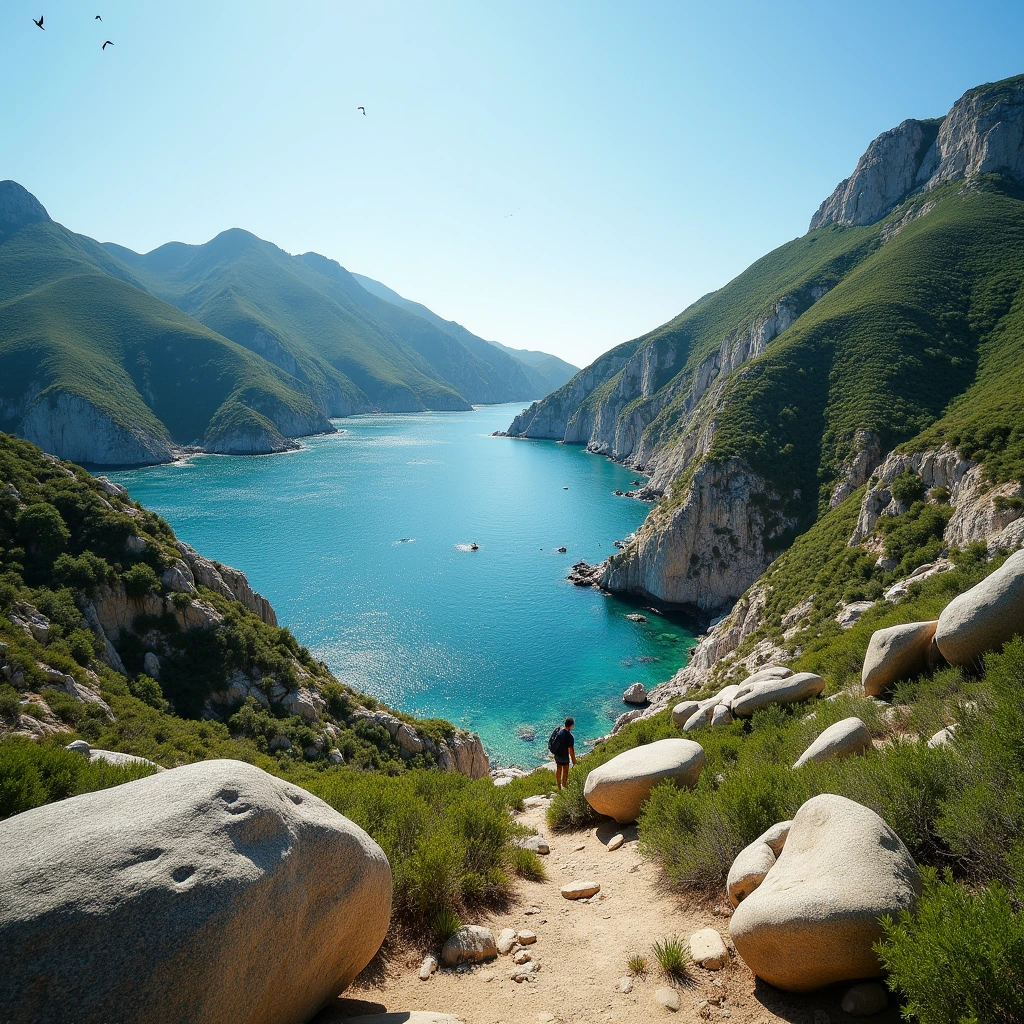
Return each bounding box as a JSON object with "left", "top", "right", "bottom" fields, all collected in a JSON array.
[{"left": 548, "top": 717, "right": 577, "bottom": 791}]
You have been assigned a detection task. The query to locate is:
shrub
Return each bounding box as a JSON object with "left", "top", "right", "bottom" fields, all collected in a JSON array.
[
  {"left": 877, "top": 869, "right": 1024, "bottom": 1024},
  {"left": 890, "top": 471, "right": 925, "bottom": 506},
  {"left": 122, "top": 563, "right": 160, "bottom": 598},
  {"left": 510, "top": 846, "right": 546, "bottom": 881},
  {"left": 0, "top": 737, "right": 156, "bottom": 819},
  {"left": 0, "top": 683, "right": 20, "bottom": 723},
  {"left": 626, "top": 953, "right": 648, "bottom": 977},
  {"left": 431, "top": 907, "right": 462, "bottom": 944},
  {"left": 128, "top": 674, "right": 167, "bottom": 711},
  {"left": 65, "top": 628, "right": 96, "bottom": 666},
  {"left": 651, "top": 936, "right": 690, "bottom": 979},
  {"left": 16, "top": 503, "right": 70, "bottom": 558}
]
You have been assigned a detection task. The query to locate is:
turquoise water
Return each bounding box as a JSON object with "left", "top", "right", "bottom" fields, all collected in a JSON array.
[{"left": 108, "top": 403, "right": 696, "bottom": 765}]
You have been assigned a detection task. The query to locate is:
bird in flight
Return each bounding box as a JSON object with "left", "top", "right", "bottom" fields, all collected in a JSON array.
[
  {"left": 102, "top": 39, "right": 113, "bottom": 49},
  {"left": 32, "top": 14, "right": 44, "bottom": 29},
  {"left": 357, "top": 106, "right": 366, "bottom": 115},
  {"left": 95, "top": 14, "right": 102, "bottom": 20}
]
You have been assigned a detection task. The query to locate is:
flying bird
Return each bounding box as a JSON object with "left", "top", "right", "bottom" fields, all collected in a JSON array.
[
  {"left": 357, "top": 106, "right": 366, "bottom": 115},
  {"left": 102, "top": 39, "right": 113, "bottom": 49},
  {"left": 32, "top": 15, "right": 44, "bottom": 29},
  {"left": 95, "top": 14, "right": 102, "bottom": 20}
]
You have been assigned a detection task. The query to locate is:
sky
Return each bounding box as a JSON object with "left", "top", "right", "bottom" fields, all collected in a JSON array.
[{"left": 3, "top": 1, "right": 1024, "bottom": 368}]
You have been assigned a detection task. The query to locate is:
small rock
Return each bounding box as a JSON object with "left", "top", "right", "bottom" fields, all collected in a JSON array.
[
  {"left": 521, "top": 835, "right": 550, "bottom": 854},
  {"left": 513, "top": 949, "right": 532, "bottom": 964},
  {"left": 617, "top": 976, "right": 633, "bottom": 993},
  {"left": 607, "top": 833, "right": 624, "bottom": 851},
  {"left": 655, "top": 986, "right": 681, "bottom": 1011},
  {"left": 574, "top": 843, "right": 585, "bottom": 851},
  {"left": 478, "top": 971, "right": 495, "bottom": 982},
  {"left": 522, "top": 795, "right": 551, "bottom": 810},
  {"left": 689, "top": 928, "right": 729, "bottom": 970},
  {"left": 418, "top": 955, "right": 438, "bottom": 980},
  {"left": 440, "top": 925, "right": 497, "bottom": 967},
  {"left": 841, "top": 981, "right": 888, "bottom": 1016},
  {"left": 561, "top": 879, "right": 601, "bottom": 900},
  {"left": 65, "top": 739, "right": 91, "bottom": 756},
  {"left": 517, "top": 930, "right": 537, "bottom": 944},
  {"left": 525, "top": 906, "right": 541, "bottom": 915},
  {"left": 623, "top": 681, "right": 648, "bottom": 705},
  {"left": 625, "top": 613, "right": 648, "bottom": 623},
  {"left": 928, "top": 724, "right": 957, "bottom": 748},
  {"left": 496, "top": 928, "right": 518, "bottom": 955},
  {"left": 537, "top": 1014, "right": 555, "bottom": 1023}
]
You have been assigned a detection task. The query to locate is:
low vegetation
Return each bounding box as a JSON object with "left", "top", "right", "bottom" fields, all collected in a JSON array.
[{"left": 651, "top": 936, "right": 690, "bottom": 979}]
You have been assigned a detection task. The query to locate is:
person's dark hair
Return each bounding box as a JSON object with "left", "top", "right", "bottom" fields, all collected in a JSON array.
[{"left": 564, "top": 717, "right": 574, "bottom": 728}]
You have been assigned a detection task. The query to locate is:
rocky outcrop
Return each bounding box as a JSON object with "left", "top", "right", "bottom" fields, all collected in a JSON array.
[
  {"left": 600, "top": 458, "right": 797, "bottom": 609},
  {"left": 176, "top": 541, "right": 278, "bottom": 626},
  {"left": 729, "top": 794, "right": 919, "bottom": 992},
  {"left": 730, "top": 672, "right": 824, "bottom": 717},
  {"left": 862, "top": 621, "right": 939, "bottom": 696},
  {"left": 0, "top": 179, "right": 52, "bottom": 230},
  {"left": 14, "top": 392, "right": 176, "bottom": 466},
  {"left": 0, "top": 759, "right": 392, "bottom": 1024},
  {"left": 812, "top": 76, "right": 1024, "bottom": 231}
]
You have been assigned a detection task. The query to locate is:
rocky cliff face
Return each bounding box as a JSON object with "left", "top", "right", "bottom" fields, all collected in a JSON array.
[
  {"left": 0, "top": 180, "right": 51, "bottom": 232},
  {"left": 14, "top": 393, "right": 176, "bottom": 466},
  {"left": 811, "top": 76, "right": 1024, "bottom": 229},
  {"left": 600, "top": 458, "right": 797, "bottom": 609}
]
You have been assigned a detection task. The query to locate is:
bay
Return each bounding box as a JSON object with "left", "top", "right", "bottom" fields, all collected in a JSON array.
[{"left": 108, "top": 403, "right": 696, "bottom": 765}]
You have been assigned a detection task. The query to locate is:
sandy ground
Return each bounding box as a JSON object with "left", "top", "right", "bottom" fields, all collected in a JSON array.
[{"left": 317, "top": 801, "right": 903, "bottom": 1024}]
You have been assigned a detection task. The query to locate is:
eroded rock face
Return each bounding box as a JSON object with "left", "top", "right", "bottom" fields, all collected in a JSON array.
[
  {"left": 729, "top": 794, "right": 919, "bottom": 992},
  {"left": 935, "top": 548, "right": 1024, "bottom": 666},
  {"left": 176, "top": 541, "right": 278, "bottom": 626},
  {"left": 862, "top": 621, "right": 938, "bottom": 696},
  {"left": 601, "top": 458, "right": 797, "bottom": 609},
  {"left": 0, "top": 759, "right": 392, "bottom": 1024},
  {"left": 583, "top": 738, "right": 704, "bottom": 824}
]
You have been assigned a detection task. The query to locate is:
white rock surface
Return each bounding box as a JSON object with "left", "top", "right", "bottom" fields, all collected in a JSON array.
[
  {"left": 792, "top": 717, "right": 872, "bottom": 768},
  {"left": 729, "top": 794, "right": 919, "bottom": 992},
  {"left": 689, "top": 928, "right": 728, "bottom": 969},
  {"left": 862, "top": 621, "right": 938, "bottom": 696},
  {"left": 623, "top": 681, "right": 648, "bottom": 705},
  {"left": 655, "top": 986, "right": 681, "bottom": 1011},
  {"left": 730, "top": 672, "right": 825, "bottom": 717},
  {"left": 0, "top": 759, "right": 391, "bottom": 1024},
  {"left": 561, "top": 879, "right": 601, "bottom": 900},
  {"left": 927, "top": 725, "right": 957, "bottom": 748},
  {"left": 441, "top": 926, "right": 497, "bottom": 967},
  {"left": 496, "top": 928, "right": 518, "bottom": 955},
  {"left": 583, "top": 738, "right": 704, "bottom": 824}
]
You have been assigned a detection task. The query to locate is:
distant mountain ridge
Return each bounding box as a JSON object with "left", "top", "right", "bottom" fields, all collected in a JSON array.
[
  {"left": 505, "top": 73, "right": 1024, "bottom": 611},
  {"left": 0, "top": 182, "right": 571, "bottom": 465},
  {"left": 351, "top": 273, "right": 578, "bottom": 396}
]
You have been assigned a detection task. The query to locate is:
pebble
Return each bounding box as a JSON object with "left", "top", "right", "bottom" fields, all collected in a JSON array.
[
  {"left": 617, "top": 977, "right": 633, "bottom": 994},
  {"left": 525, "top": 906, "right": 541, "bottom": 915},
  {"left": 656, "top": 987, "right": 681, "bottom": 1011},
  {"left": 513, "top": 950, "right": 532, "bottom": 964},
  {"left": 607, "top": 833, "right": 624, "bottom": 851},
  {"left": 496, "top": 928, "right": 518, "bottom": 955},
  {"left": 575, "top": 843, "right": 586, "bottom": 851},
  {"left": 418, "top": 955, "right": 438, "bottom": 980},
  {"left": 689, "top": 928, "right": 729, "bottom": 970},
  {"left": 561, "top": 879, "right": 601, "bottom": 900},
  {"left": 518, "top": 930, "right": 537, "bottom": 945}
]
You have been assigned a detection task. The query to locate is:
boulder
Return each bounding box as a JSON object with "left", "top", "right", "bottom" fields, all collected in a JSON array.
[
  {"left": 792, "top": 717, "right": 872, "bottom": 769},
  {"left": 583, "top": 738, "right": 705, "bottom": 824},
  {"left": 729, "top": 794, "right": 919, "bottom": 992},
  {"left": 710, "top": 704, "right": 733, "bottom": 727},
  {"left": 841, "top": 981, "right": 889, "bottom": 1016},
  {"left": 440, "top": 926, "right": 497, "bottom": 967},
  {"left": 670, "top": 699, "right": 700, "bottom": 727},
  {"left": 730, "top": 672, "right": 824, "bottom": 717},
  {"left": 623, "top": 682, "right": 648, "bottom": 705},
  {"left": 520, "top": 834, "right": 550, "bottom": 854},
  {"left": 65, "top": 739, "right": 91, "bottom": 755},
  {"left": 0, "top": 759, "right": 391, "bottom": 1024},
  {"left": 742, "top": 665, "right": 793, "bottom": 686},
  {"left": 759, "top": 819, "right": 792, "bottom": 855},
  {"left": 727, "top": 837, "right": 778, "bottom": 908},
  {"left": 88, "top": 748, "right": 164, "bottom": 771},
  {"left": 561, "top": 879, "right": 601, "bottom": 899},
  {"left": 928, "top": 725, "right": 957, "bottom": 748},
  {"left": 935, "top": 549, "right": 1024, "bottom": 666},
  {"left": 689, "top": 928, "right": 728, "bottom": 969},
  {"left": 496, "top": 928, "right": 518, "bottom": 955},
  {"left": 862, "top": 621, "right": 938, "bottom": 696}
]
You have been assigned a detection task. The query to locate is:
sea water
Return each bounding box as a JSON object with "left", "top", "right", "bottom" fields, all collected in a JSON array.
[{"left": 108, "top": 403, "right": 696, "bottom": 765}]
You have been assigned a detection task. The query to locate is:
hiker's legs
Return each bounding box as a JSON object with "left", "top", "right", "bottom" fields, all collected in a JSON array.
[{"left": 556, "top": 763, "right": 568, "bottom": 790}]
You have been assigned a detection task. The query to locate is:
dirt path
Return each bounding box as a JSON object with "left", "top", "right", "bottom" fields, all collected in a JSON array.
[{"left": 325, "top": 800, "right": 903, "bottom": 1024}]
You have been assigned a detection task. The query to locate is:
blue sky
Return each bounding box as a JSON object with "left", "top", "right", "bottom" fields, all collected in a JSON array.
[{"left": 3, "top": 1, "right": 1023, "bottom": 366}]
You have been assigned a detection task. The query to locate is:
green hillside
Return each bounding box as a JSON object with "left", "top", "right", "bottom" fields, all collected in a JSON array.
[
  {"left": 353, "top": 272, "right": 578, "bottom": 396},
  {"left": 0, "top": 188, "right": 331, "bottom": 465}
]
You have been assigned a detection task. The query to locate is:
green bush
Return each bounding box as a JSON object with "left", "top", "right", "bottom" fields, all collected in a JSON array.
[
  {"left": 889, "top": 471, "right": 925, "bottom": 506},
  {"left": 651, "top": 936, "right": 690, "bottom": 979},
  {"left": 122, "top": 563, "right": 160, "bottom": 598},
  {"left": 877, "top": 869, "right": 1024, "bottom": 1024},
  {"left": 0, "top": 683, "right": 21, "bottom": 722},
  {"left": 307, "top": 769, "right": 523, "bottom": 922},
  {"left": 16, "top": 503, "right": 70, "bottom": 558},
  {"left": 0, "top": 737, "right": 156, "bottom": 819}
]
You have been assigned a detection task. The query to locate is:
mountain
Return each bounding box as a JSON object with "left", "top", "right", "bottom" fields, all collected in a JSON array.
[
  {"left": 0, "top": 182, "right": 332, "bottom": 465},
  {"left": 351, "top": 272, "right": 578, "bottom": 395},
  {"left": 505, "top": 73, "right": 1024, "bottom": 611},
  {"left": 0, "top": 182, "right": 563, "bottom": 467}
]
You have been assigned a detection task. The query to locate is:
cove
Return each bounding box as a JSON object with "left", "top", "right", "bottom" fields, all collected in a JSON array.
[{"left": 107, "top": 403, "right": 696, "bottom": 765}]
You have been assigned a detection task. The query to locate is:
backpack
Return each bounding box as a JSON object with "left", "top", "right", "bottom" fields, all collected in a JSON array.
[{"left": 547, "top": 727, "right": 563, "bottom": 755}]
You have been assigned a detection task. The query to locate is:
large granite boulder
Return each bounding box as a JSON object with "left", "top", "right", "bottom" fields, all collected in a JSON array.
[
  {"left": 862, "top": 621, "right": 938, "bottom": 696},
  {"left": 729, "top": 794, "right": 919, "bottom": 992},
  {"left": 0, "top": 759, "right": 391, "bottom": 1024},
  {"left": 730, "top": 672, "right": 824, "bottom": 717},
  {"left": 792, "top": 717, "right": 872, "bottom": 768},
  {"left": 583, "top": 738, "right": 704, "bottom": 824},
  {"left": 726, "top": 821, "right": 792, "bottom": 907},
  {"left": 935, "top": 548, "right": 1024, "bottom": 667}
]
